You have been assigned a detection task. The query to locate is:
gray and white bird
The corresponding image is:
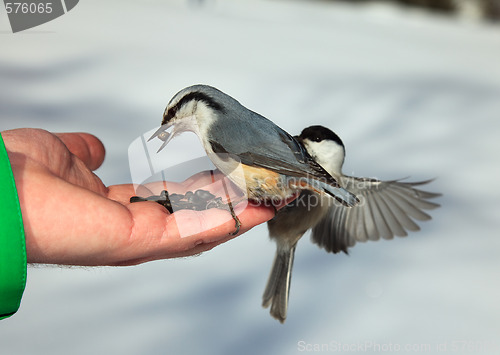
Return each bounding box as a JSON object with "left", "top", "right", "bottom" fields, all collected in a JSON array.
[
  {"left": 263, "top": 125, "right": 441, "bottom": 323},
  {"left": 149, "top": 85, "right": 359, "bottom": 233}
]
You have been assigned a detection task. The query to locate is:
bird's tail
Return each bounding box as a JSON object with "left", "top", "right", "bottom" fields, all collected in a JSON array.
[{"left": 262, "top": 245, "right": 296, "bottom": 323}]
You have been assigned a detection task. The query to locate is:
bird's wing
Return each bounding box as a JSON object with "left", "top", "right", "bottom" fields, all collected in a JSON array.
[
  {"left": 311, "top": 177, "right": 441, "bottom": 254},
  {"left": 208, "top": 121, "right": 339, "bottom": 185}
]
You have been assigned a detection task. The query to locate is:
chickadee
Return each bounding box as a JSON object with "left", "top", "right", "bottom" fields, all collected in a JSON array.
[
  {"left": 263, "top": 125, "right": 441, "bottom": 323},
  {"left": 150, "top": 85, "right": 359, "bottom": 233}
]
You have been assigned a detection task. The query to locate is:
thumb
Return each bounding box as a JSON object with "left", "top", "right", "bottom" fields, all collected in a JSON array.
[{"left": 55, "top": 132, "right": 106, "bottom": 171}]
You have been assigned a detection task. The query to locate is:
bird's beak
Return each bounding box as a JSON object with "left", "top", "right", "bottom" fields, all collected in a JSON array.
[
  {"left": 149, "top": 123, "right": 175, "bottom": 153},
  {"left": 156, "top": 136, "right": 171, "bottom": 153},
  {"left": 149, "top": 123, "right": 170, "bottom": 141},
  {"left": 293, "top": 135, "right": 304, "bottom": 145},
  {"left": 148, "top": 115, "right": 197, "bottom": 153}
]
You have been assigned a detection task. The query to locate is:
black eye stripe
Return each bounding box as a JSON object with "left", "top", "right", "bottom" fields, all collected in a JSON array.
[{"left": 163, "top": 91, "right": 224, "bottom": 124}]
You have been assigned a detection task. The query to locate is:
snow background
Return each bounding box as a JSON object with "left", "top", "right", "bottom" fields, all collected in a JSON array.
[{"left": 1, "top": 0, "right": 500, "bottom": 354}]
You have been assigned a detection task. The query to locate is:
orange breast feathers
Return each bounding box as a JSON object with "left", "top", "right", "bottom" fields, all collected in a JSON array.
[{"left": 239, "top": 164, "right": 318, "bottom": 199}]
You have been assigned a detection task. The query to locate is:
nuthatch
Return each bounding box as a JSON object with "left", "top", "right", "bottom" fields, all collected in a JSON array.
[{"left": 149, "top": 86, "right": 359, "bottom": 234}]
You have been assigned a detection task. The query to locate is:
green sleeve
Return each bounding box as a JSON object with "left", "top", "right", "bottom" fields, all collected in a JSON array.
[{"left": 0, "top": 133, "right": 27, "bottom": 320}]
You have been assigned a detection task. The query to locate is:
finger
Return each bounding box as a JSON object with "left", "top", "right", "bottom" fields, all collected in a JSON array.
[
  {"left": 110, "top": 203, "right": 276, "bottom": 266},
  {"left": 55, "top": 132, "right": 106, "bottom": 170},
  {"left": 106, "top": 185, "right": 277, "bottom": 265}
]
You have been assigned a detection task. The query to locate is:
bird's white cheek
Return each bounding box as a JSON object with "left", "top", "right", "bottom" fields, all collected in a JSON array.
[{"left": 305, "top": 140, "right": 345, "bottom": 175}]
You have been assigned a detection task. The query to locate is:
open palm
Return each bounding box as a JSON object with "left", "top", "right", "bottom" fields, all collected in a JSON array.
[{"left": 2, "top": 128, "right": 279, "bottom": 266}]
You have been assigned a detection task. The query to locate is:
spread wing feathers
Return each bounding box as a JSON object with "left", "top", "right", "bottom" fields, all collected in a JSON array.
[{"left": 311, "top": 177, "right": 441, "bottom": 254}]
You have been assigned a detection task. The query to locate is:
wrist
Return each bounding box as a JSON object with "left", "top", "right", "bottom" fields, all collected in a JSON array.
[{"left": 0, "top": 132, "right": 27, "bottom": 319}]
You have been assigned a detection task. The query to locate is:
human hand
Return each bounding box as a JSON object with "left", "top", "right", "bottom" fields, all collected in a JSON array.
[{"left": 2, "top": 128, "right": 286, "bottom": 266}]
